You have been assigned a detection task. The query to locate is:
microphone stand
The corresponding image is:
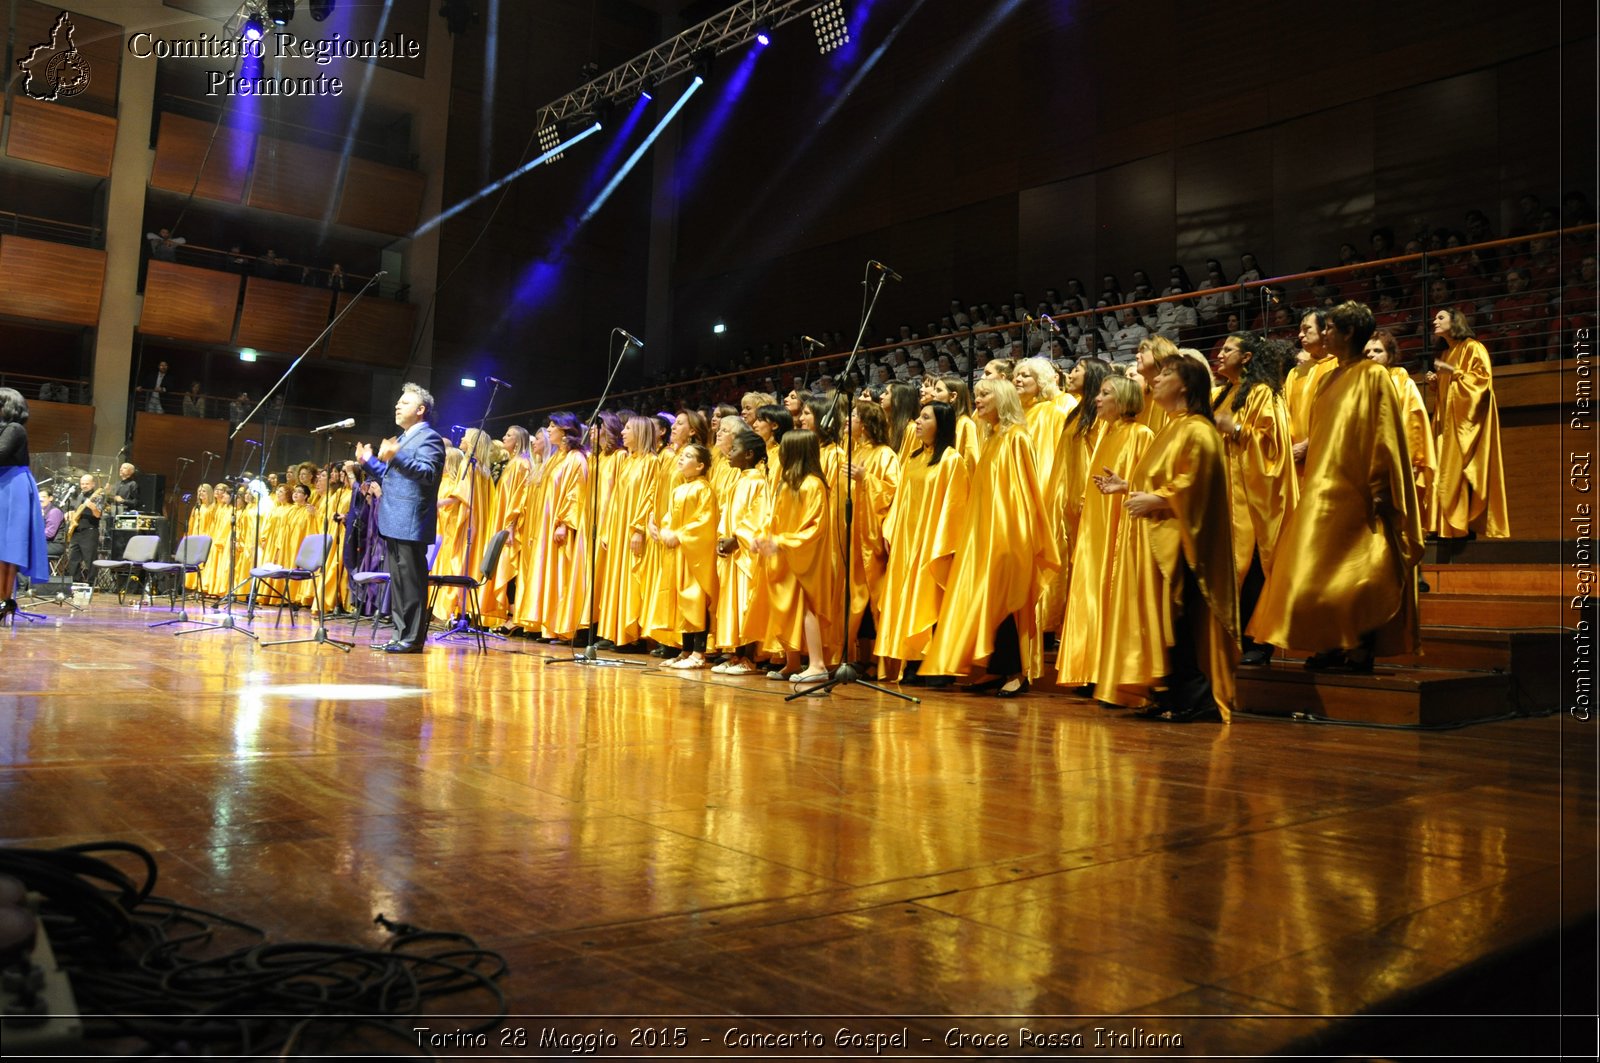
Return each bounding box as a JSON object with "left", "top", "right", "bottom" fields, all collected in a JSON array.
[
  {"left": 183, "top": 271, "right": 385, "bottom": 644},
  {"left": 437, "top": 383, "right": 506, "bottom": 646},
  {"left": 790, "top": 263, "right": 918, "bottom": 705},
  {"left": 260, "top": 429, "right": 353, "bottom": 652},
  {"left": 179, "top": 466, "right": 261, "bottom": 640},
  {"left": 547, "top": 329, "right": 647, "bottom": 669}
]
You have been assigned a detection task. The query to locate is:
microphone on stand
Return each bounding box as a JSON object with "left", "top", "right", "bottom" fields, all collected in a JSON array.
[
  {"left": 485, "top": 376, "right": 512, "bottom": 389},
  {"left": 868, "top": 260, "right": 903, "bottom": 283},
  {"left": 203, "top": 450, "right": 222, "bottom": 458},
  {"left": 310, "top": 417, "right": 356, "bottom": 434},
  {"left": 244, "top": 439, "right": 261, "bottom": 447},
  {"left": 617, "top": 329, "right": 645, "bottom": 350},
  {"left": 176, "top": 457, "right": 193, "bottom": 465},
  {"left": 800, "top": 335, "right": 827, "bottom": 349}
]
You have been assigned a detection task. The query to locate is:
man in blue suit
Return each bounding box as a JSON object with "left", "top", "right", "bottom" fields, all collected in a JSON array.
[{"left": 357, "top": 383, "right": 445, "bottom": 653}]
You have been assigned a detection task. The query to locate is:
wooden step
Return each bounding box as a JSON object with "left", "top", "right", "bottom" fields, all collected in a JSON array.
[
  {"left": 1236, "top": 661, "right": 1510, "bottom": 726},
  {"left": 1419, "top": 594, "right": 1569, "bottom": 628},
  {"left": 1419, "top": 563, "right": 1568, "bottom": 597},
  {"left": 1275, "top": 626, "right": 1564, "bottom": 713}
]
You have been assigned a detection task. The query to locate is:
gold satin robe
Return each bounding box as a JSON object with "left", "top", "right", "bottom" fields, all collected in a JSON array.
[
  {"left": 712, "top": 467, "right": 771, "bottom": 652},
  {"left": 1214, "top": 381, "right": 1298, "bottom": 583},
  {"left": 431, "top": 465, "right": 491, "bottom": 620},
  {"left": 743, "top": 475, "right": 840, "bottom": 659},
  {"left": 1390, "top": 367, "right": 1437, "bottom": 536},
  {"left": 1022, "top": 397, "right": 1072, "bottom": 636},
  {"left": 662, "top": 478, "right": 718, "bottom": 633},
  {"left": 1283, "top": 354, "right": 1337, "bottom": 446},
  {"left": 1056, "top": 419, "right": 1152, "bottom": 687},
  {"left": 522, "top": 448, "right": 591, "bottom": 639},
  {"left": 641, "top": 446, "right": 682, "bottom": 644},
  {"left": 847, "top": 443, "right": 899, "bottom": 644},
  {"left": 481, "top": 455, "right": 531, "bottom": 625},
  {"left": 955, "top": 415, "right": 982, "bottom": 470},
  {"left": 875, "top": 446, "right": 969, "bottom": 670},
  {"left": 1432, "top": 338, "right": 1509, "bottom": 538},
  {"left": 595, "top": 451, "right": 657, "bottom": 647},
  {"left": 1249, "top": 360, "right": 1424, "bottom": 656},
  {"left": 921, "top": 423, "right": 1061, "bottom": 680},
  {"left": 1057, "top": 415, "right": 1105, "bottom": 593},
  {"left": 1094, "top": 413, "right": 1238, "bottom": 717}
]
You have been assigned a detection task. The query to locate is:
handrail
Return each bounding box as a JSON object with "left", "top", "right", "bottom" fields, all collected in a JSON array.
[
  {"left": 0, "top": 210, "right": 104, "bottom": 247},
  {"left": 489, "top": 224, "right": 1596, "bottom": 426}
]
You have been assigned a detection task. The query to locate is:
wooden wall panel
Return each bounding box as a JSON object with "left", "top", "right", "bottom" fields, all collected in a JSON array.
[
  {"left": 138, "top": 261, "right": 240, "bottom": 344},
  {"left": 26, "top": 399, "right": 97, "bottom": 458},
  {"left": 323, "top": 294, "right": 415, "bottom": 367},
  {"left": 1174, "top": 131, "right": 1275, "bottom": 282},
  {"left": 1492, "top": 359, "right": 1565, "bottom": 543},
  {"left": 237, "top": 278, "right": 334, "bottom": 356},
  {"left": 5, "top": 95, "right": 115, "bottom": 177},
  {"left": 247, "top": 136, "right": 342, "bottom": 220},
  {"left": 14, "top": 1, "right": 121, "bottom": 115},
  {"left": 150, "top": 113, "right": 253, "bottom": 204},
  {"left": 335, "top": 157, "right": 426, "bottom": 235},
  {"left": 132, "top": 412, "right": 230, "bottom": 486},
  {"left": 0, "top": 236, "right": 104, "bottom": 325}
]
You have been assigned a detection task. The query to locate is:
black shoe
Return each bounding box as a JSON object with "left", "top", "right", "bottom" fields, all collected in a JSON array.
[
  {"left": 374, "top": 640, "right": 400, "bottom": 651},
  {"left": 1239, "top": 647, "right": 1273, "bottom": 667},
  {"left": 922, "top": 676, "right": 955, "bottom": 689},
  {"left": 384, "top": 641, "right": 424, "bottom": 654},
  {"left": 594, "top": 638, "right": 617, "bottom": 650},
  {"left": 615, "top": 640, "right": 648, "bottom": 654},
  {"left": 650, "top": 645, "right": 677, "bottom": 658},
  {"left": 1142, "top": 704, "right": 1220, "bottom": 723},
  {"left": 996, "top": 677, "right": 1029, "bottom": 698},
  {"left": 1303, "top": 648, "right": 1347, "bottom": 672}
]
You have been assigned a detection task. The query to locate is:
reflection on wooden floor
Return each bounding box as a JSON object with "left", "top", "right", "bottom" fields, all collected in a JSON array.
[{"left": 1, "top": 601, "right": 1593, "bottom": 1056}]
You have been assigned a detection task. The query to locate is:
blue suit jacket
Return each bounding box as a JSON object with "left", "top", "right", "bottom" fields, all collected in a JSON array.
[{"left": 363, "top": 421, "right": 445, "bottom": 543}]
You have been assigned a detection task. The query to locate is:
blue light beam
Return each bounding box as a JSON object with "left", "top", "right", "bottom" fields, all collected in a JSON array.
[
  {"left": 578, "top": 75, "right": 703, "bottom": 225},
  {"left": 412, "top": 121, "right": 603, "bottom": 238}
]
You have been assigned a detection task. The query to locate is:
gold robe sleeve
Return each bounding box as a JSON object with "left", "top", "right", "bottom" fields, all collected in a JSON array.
[
  {"left": 1391, "top": 367, "right": 1437, "bottom": 534},
  {"left": 666, "top": 478, "right": 718, "bottom": 631}
]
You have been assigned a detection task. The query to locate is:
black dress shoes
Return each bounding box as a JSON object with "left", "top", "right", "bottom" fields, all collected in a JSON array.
[{"left": 384, "top": 641, "right": 424, "bottom": 654}]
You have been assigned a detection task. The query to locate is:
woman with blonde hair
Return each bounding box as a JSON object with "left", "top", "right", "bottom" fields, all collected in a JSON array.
[
  {"left": 921, "top": 378, "right": 1059, "bottom": 697},
  {"left": 432, "top": 429, "right": 492, "bottom": 622},
  {"left": 517, "top": 413, "right": 591, "bottom": 642},
  {"left": 1131, "top": 335, "right": 1178, "bottom": 435},
  {"left": 1013, "top": 355, "right": 1073, "bottom": 663},
  {"left": 1057, "top": 373, "right": 1152, "bottom": 689},
  {"left": 594, "top": 414, "right": 661, "bottom": 651}
]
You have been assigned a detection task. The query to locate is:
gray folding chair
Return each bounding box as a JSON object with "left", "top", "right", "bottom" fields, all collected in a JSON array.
[
  {"left": 145, "top": 535, "right": 213, "bottom": 628},
  {"left": 92, "top": 534, "right": 161, "bottom": 604}
]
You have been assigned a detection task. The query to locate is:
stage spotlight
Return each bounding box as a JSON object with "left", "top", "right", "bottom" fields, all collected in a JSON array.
[
  {"left": 712, "top": 322, "right": 727, "bottom": 334},
  {"left": 594, "top": 96, "right": 617, "bottom": 130},
  {"left": 580, "top": 60, "right": 601, "bottom": 80},
  {"left": 266, "top": 0, "right": 294, "bottom": 25},
  {"left": 755, "top": 23, "right": 771, "bottom": 46},
  {"left": 460, "top": 376, "right": 477, "bottom": 388},
  {"left": 692, "top": 46, "right": 716, "bottom": 80},
  {"left": 309, "top": 0, "right": 335, "bottom": 21},
  {"left": 811, "top": 0, "right": 850, "bottom": 54},
  {"left": 640, "top": 76, "right": 656, "bottom": 101},
  {"left": 242, "top": 13, "right": 265, "bottom": 41},
  {"left": 239, "top": 348, "right": 258, "bottom": 362}
]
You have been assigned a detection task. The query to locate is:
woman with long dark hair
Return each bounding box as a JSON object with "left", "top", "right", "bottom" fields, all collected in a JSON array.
[
  {"left": 520, "top": 411, "right": 591, "bottom": 643},
  {"left": 877, "top": 402, "right": 969, "bottom": 683},
  {"left": 0, "top": 388, "right": 49, "bottom": 623},
  {"left": 1211, "top": 332, "right": 1297, "bottom": 666},
  {"left": 1425, "top": 308, "right": 1508, "bottom": 539}
]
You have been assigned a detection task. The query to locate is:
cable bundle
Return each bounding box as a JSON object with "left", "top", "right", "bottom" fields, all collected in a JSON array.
[{"left": 0, "top": 842, "right": 508, "bottom": 1058}]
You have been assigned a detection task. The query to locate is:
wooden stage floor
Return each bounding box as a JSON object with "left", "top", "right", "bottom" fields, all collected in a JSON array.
[{"left": 2, "top": 600, "right": 1594, "bottom": 1058}]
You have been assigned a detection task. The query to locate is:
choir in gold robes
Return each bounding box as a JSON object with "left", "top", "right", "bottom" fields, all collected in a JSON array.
[{"left": 876, "top": 445, "right": 968, "bottom": 675}]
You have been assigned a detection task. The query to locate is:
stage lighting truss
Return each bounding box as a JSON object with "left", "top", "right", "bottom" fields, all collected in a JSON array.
[
  {"left": 532, "top": 0, "right": 836, "bottom": 133},
  {"left": 811, "top": 0, "right": 849, "bottom": 54},
  {"left": 536, "top": 122, "right": 565, "bottom": 162}
]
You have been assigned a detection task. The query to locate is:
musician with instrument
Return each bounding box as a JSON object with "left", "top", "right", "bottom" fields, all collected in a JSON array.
[
  {"left": 62, "top": 473, "right": 105, "bottom": 582},
  {"left": 111, "top": 462, "right": 143, "bottom": 512}
]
